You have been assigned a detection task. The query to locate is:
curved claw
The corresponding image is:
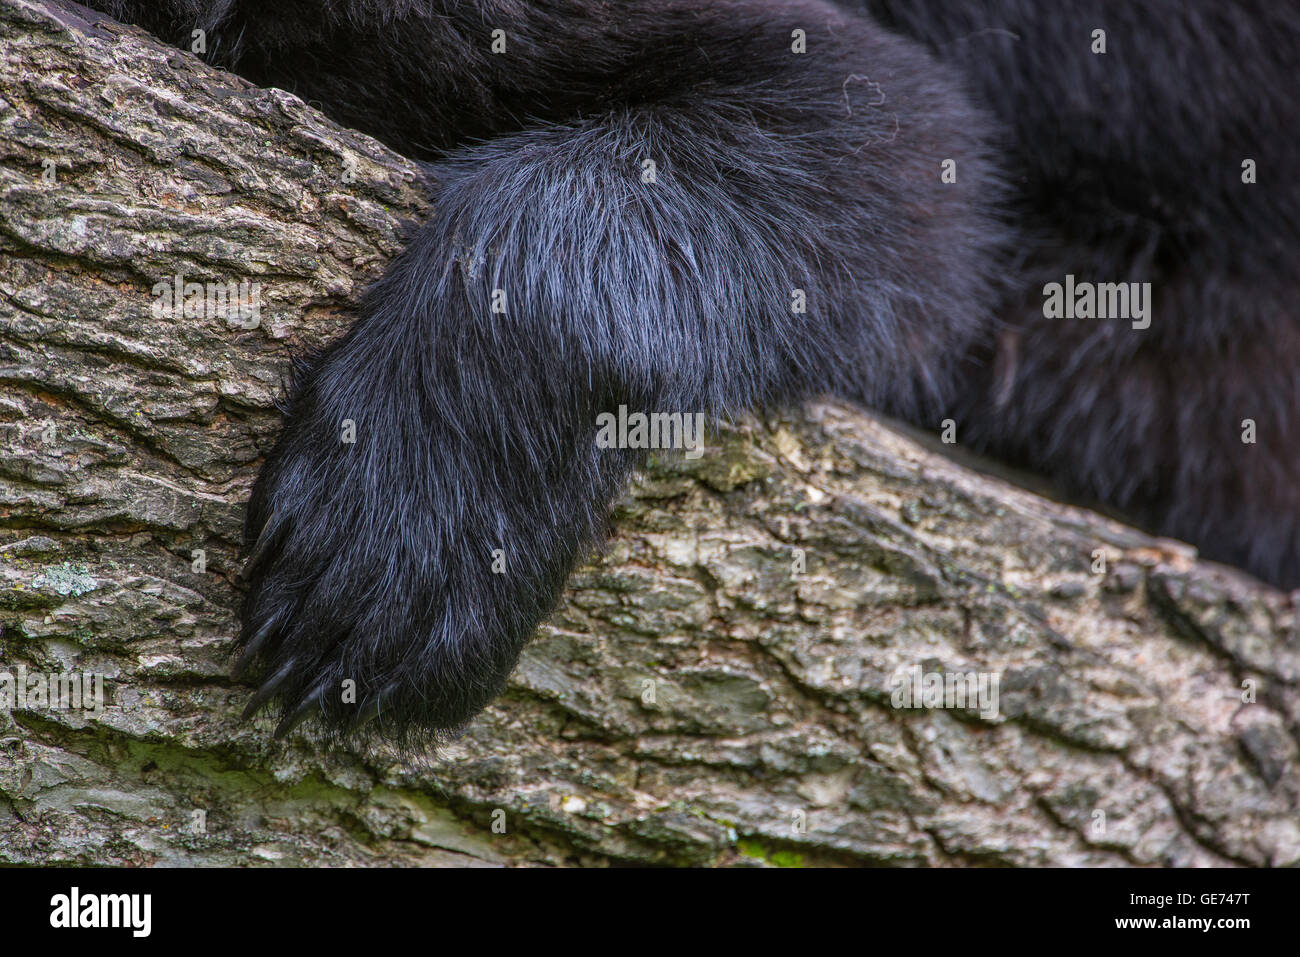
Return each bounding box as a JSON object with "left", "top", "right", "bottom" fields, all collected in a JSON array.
[
  {"left": 240, "top": 659, "right": 297, "bottom": 722},
  {"left": 238, "top": 510, "right": 279, "bottom": 581},
  {"left": 345, "top": 694, "right": 383, "bottom": 735},
  {"left": 231, "top": 615, "right": 279, "bottom": 678},
  {"left": 272, "top": 682, "right": 331, "bottom": 739}
]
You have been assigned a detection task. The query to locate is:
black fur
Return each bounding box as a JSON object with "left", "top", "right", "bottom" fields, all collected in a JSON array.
[
  {"left": 864, "top": 0, "right": 1300, "bottom": 588},
  {"left": 83, "top": 0, "right": 1299, "bottom": 744}
]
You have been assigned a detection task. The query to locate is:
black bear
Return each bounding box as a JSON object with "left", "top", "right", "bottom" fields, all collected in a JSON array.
[{"left": 82, "top": 0, "right": 1299, "bottom": 744}]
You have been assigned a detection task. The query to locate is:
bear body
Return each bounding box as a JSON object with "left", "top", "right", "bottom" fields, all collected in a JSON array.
[{"left": 83, "top": 0, "right": 1299, "bottom": 742}]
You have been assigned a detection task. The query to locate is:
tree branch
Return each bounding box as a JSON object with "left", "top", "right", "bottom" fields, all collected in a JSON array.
[{"left": 1, "top": 0, "right": 1297, "bottom": 866}]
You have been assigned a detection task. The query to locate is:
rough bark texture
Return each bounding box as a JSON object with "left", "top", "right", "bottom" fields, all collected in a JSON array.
[{"left": 1, "top": 0, "right": 1298, "bottom": 867}]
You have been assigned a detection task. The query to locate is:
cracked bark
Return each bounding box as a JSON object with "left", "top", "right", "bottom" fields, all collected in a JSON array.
[{"left": 1, "top": 0, "right": 1298, "bottom": 867}]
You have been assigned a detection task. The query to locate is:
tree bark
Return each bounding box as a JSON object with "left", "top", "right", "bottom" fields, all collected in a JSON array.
[{"left": 1, "top": 0, "right": 1297, "bottom": 867}]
